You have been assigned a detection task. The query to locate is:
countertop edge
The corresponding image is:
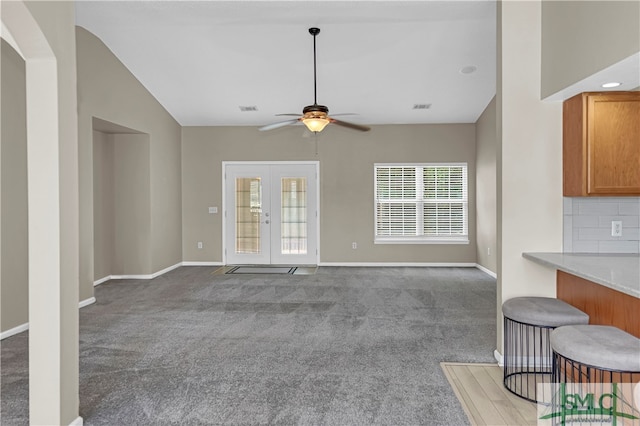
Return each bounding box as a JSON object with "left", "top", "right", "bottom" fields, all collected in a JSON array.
[{"left": 522, "top": 252, "right": 640, "bottom": 299}]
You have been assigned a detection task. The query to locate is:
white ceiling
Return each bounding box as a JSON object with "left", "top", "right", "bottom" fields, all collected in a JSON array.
[{"left": 75, "top": 1, "right": 498, "bottom": 127}]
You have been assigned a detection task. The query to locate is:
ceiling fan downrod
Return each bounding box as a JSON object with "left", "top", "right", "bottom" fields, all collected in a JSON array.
[
  {"left": 257, "top": 27, "right": 370, "bottom": 133},
  {"left": 310, "top": 27, "right": 320, "bottom": 106},
  {"left": 303, "top": 27, "right": 328, "bottom": 122}
]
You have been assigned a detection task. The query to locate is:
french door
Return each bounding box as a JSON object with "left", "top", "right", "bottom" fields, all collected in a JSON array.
[{"left": 224, "top": 162, "right": 318, "bottom": 265}]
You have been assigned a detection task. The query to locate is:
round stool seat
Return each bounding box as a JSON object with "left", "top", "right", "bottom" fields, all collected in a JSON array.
[
  {"left": 502, "top": 297, "right": 589, "bottom": 327},
  {"left": 551, "top": 325, "right": 640, "bottom": 371}
]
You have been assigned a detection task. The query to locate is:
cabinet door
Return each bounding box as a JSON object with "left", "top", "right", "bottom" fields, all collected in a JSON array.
[{"left": 587, "top": 94, "right": 640, "bottom": 195}]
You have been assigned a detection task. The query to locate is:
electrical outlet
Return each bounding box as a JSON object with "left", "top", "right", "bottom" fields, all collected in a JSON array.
[
  {"left": 197, "top": 241, "right": 203, "bottom": 249},
  {"left": 352, "top": 242, "right": 357, "bottom": 249},
  {"left": 487, "top": 247, "right": 491, "bottom": 256},
  {"left": 611, "top": 221, "right": 622, "bottom": 237}
]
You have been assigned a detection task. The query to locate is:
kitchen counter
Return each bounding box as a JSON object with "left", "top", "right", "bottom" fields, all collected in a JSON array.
[{"left": 522, "top": 252, "right": 640, "bottom": 299}]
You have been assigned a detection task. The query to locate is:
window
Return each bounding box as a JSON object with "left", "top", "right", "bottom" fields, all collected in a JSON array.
[{"left": 375, "top": 163, "right": 468, "bottom": 244}]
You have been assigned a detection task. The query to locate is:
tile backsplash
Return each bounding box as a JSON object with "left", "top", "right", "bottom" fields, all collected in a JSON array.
[{"left": 564, "top": 197, "right": 640, "bottom": 253}]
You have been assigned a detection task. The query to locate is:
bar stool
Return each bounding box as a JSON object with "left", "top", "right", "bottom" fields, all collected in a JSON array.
[
  {"left": 502, "top": 297, "right": 589, "bottom": 403},
  {"left": 551, "top": 324, "right": 640, "bottom": 384},
  {"left": 550, "top": 325, "right": 640, "bottom": 423}
]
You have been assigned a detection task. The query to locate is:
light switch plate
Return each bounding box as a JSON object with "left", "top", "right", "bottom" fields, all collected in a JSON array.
[{"left": 209, "top": 207, "right": 218, "bottom": 214}]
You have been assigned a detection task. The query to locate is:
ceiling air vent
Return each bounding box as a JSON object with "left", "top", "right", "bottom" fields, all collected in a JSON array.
[
  {"left": 239, "top": 106, "right": 258, "bottom": 112},
  {"left": 412, "top": 104, "right": 432, "bottom": 110}
]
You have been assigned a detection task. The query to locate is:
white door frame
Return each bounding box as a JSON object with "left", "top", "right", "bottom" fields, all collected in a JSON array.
[{"left": 222, "top": 161, "right": 320, "bottom": 265}]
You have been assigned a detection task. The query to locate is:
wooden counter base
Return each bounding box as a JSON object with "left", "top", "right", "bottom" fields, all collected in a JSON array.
[{"left": 557, "top": 270, "right": 640, "bottom": 338}]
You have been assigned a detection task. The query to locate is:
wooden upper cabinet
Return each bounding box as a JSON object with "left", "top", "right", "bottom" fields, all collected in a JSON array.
[{"left": 563, "top": 91, "right": 640, "bottom": 196}]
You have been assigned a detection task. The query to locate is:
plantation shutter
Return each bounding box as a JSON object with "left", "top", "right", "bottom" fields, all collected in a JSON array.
[
  {"left": 375, "top": 166, "right": 418, "bottom": 237},
  {"left": 375, "top": 164, "right": 468, "bottom": 243},
  {"left": 423, "top": 165, "right": 468, "bottom": 236}
]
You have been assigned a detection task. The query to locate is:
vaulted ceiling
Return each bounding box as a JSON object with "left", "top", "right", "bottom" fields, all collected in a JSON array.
[{"left": 75, "top": 1, "right": 497, "bottom": 127}]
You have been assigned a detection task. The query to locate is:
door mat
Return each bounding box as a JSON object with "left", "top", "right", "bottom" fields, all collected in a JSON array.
[{"left": 226, "top": 266, "right": 297, "bottom": 275}]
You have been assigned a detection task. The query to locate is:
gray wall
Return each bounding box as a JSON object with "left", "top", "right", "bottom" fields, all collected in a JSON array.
[
  {"left": 1, "top": 40, "right": 28, "bottom": 333},
  {"left": 113, "top": 134, "right": 152, "bottom": 274},
  {"left": 93, "top": 131, "right": 153, "bottom": 278},
  {"left": 77, "top": 27, "right": 182, "bottom": 296},
  {"left": 182, "top": 124, "right": 477, "bottom": 264},
  {"left": 93, "top": 131, "right": 114, "bottom": 281},
  {"left": 475, "top": 97, "right": 497, "bottom": 274},
  {"left": 541, "top": 1, "right": 640, "bottom": 98}
]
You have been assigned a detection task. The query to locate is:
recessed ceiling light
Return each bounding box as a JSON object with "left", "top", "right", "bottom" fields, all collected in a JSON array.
[
  {"left": 239, "top": 106, "right": 258, "bottom": 112},
  {"left": 460, "top": 65, "right": 477, "bottom": 75},
  {"left": 413, "top": 104, "right": 432, "bottom": 110},
  {"left": 601, "top": 82, "right": 622, "bottom": 88}
]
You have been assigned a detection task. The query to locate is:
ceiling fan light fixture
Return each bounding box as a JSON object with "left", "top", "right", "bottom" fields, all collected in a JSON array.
[
  {"left": 302, "top": 113, "right": 330, "bottom": 132},
  {"left": 302, "top": 106, "right": 330, "bottom": 132},
  {"left": 303, "top": 117, "right": 330, "bottom": 132}
]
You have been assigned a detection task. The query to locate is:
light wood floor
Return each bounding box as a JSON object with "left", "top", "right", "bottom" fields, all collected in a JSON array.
[{"left": 441, "top": 362, "right": 538, "bottom": 426}]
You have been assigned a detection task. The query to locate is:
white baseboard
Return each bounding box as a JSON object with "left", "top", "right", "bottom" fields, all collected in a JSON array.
[
  {"left": 93, "top": 276, "right": 111, "bottom": 286},
  {"left": 109, "top": 273, "right": 154, "bottom": 280},
  {"left": 79, "top": 297, "right": 96, "bottom": 308},
  {"left": 94, "top": 262, "right": 184, "bottom": 285},
  {"left": 150, "top": 262, "right": 182, "bottom": 279},
  {"left": 494, "top": 349, "right": 503, "bottom": 367},
  {"left": 0, "top": 296, "right": 95, "bottom": 340},
  {"left": 476, "top": 264, "right": 497, "bottom": 278},
  {"left": 0, "top": 323, "right": 29, "bottom": 340},
  {"left": 318, "top": 262, "right": 478, "bottom": 267},
  {"left": 182, "top": 261, "right": 223, "bottom": 266},
  {"left": 69, "top": 416, "right": 83, "bottom": 426}
]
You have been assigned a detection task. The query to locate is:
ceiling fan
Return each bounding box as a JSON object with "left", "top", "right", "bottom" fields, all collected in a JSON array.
[{"left": 259, "top": 27, "right": 370, "bottom": 133}]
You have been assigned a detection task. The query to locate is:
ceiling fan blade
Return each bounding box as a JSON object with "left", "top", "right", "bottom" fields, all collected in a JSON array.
[
  {"left": 258, "top": 119, "right": 300, "bottom": 131},
  {"left": 330, "top": 119, "right": 371, "bottom": 132}
]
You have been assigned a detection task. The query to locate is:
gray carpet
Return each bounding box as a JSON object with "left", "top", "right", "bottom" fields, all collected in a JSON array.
[{"left": 1, "top": 266, "right": 496, "bottom": 425}]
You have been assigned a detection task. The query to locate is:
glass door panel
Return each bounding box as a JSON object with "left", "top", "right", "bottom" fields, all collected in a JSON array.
[
  {"left": 270, "top": 165, "right": 317, "bottom": 265},
  {"left": 281, "top": 177, "right": 307, "bottom": 255},
  {"left": 235, "top": 177, "right": 262, "bottom": 254},
  {"left": 225, "top": 165, "right": 271, "bottom": 265}
]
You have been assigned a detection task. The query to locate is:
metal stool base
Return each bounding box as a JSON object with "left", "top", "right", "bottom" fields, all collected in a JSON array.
[
  {"left": 503, "top": 316, "right": 554, "bottom": 404},
  {"left": 550, "top": 351, "right": 640, "bottom": 425}
]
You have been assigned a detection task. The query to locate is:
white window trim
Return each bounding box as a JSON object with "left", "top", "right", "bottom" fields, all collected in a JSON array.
[{"left": 374, "top": 163, "right": 469, "bottom": 245}]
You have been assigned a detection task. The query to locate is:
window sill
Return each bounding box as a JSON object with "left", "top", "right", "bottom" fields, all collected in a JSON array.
[{"left": 374, "top": 238, "right": 469, "bottom": 245}]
